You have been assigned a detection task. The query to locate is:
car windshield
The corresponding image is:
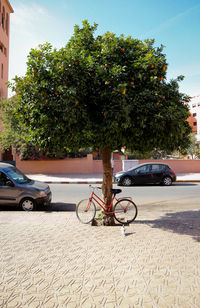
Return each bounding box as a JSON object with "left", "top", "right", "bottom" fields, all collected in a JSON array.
[{"left": 5, "top": 167, "right": 30, "bottom": 184}]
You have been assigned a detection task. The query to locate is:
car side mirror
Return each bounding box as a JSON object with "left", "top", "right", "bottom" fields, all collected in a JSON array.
[{"left": 6, "top": 180, "right": 14, "bottom": 187}]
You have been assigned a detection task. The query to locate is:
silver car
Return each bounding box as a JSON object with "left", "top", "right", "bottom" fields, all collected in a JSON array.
[{"left": 0, "top": 162, "right": 52, "bottom": 211}]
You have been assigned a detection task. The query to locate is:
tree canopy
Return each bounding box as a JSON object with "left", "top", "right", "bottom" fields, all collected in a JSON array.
[
  {"left": 5, "top": 20, "right": 191, "bottom": 155},
  {"left": 1, "top": 20, "right": 192, "bottom": 224}
]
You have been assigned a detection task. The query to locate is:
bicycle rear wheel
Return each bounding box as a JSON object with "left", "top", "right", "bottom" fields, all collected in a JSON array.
[
  {"left": 114, "top": 198, "right": 137, "bottom": 224},
  {"left": 76, "top": 199, "right": 96, "bottom": 224}
]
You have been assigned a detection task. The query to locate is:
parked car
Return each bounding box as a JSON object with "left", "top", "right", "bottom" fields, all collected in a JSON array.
[
  {"left": 0, "top": 162, "right": 52, "bottom": 211},
  {"left": 114, "top": 163, "right": 176, "bottom": 186}
]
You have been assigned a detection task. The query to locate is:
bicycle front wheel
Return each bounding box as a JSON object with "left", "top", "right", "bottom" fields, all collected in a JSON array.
[
  {"left": 76, "top": 199, "right": 96, "bottom": 224},
  {"left": 114, "top": 199, "right": 138, "bottom": 224}
]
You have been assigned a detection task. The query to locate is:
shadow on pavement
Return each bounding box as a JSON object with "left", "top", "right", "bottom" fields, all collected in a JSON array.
[
  {"left": 0, "top": 202, "right": 76, "bottom": 212},
  {"left": 135, "top": 210, "right": 200, "bottom": 242},
  {"left": 44, "top": 202, "right": 76, "bottom": 212},
  {"left": 0, "top": 205, "right": 21, "bottom": 211}
]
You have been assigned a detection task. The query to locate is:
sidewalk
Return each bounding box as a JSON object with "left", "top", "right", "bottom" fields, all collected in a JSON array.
[
  {"left": 26, "top": 172, "right": 200, "bottom": 184},
  {"left": 1, "top": 199, "right": 200, "bottom": 307}
]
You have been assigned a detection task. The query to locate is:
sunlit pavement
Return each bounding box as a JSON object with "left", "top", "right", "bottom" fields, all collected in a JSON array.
[
  {"left": 1, "top": 203, "right": 200, "bottom": 307},
  {"left": 26, "top": 173, "right": 200, "bottom": 184}
]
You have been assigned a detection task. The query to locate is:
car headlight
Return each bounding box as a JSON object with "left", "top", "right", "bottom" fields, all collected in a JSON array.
[{"left": 39, "top": 191, "right": 47, "bottom": 198}]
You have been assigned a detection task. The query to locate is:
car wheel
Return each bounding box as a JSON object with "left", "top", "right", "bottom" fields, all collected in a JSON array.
[
  {"left": 20, "top": 198, "right": 35, "bottom": 211},
  {"left": 121, "top": 177, "right": 132, "bottom": 186},
  {"left": 162, "top": 176, "right": 172, "bottom": 186}
]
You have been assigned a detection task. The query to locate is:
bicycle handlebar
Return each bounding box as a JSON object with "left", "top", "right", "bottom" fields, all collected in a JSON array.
[{"left": 89, "top": 184, "right": 101, "bottom": 191}]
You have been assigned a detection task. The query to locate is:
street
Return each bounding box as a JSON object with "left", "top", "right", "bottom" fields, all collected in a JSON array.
[
  {"left": 0, "top": 182, "right": 199, "bottom": 214},
  {"left": 49, "top": 182, "right": 200, "bottom": 213}
]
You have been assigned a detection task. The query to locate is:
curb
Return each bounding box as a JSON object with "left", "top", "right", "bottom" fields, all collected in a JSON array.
[
  {"left": 45, "top": 181, "right": 103, "bottom": 184},
  {"left": 43, "top": 180, "right": 200, "bottom": 184},
  {"left": 176, "top": 180, "right": 200, "bottom": 183}
]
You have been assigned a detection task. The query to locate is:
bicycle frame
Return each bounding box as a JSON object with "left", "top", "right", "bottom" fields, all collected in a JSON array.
[{"left": 89, "top": 190, "right": 117, "bottom": 213}]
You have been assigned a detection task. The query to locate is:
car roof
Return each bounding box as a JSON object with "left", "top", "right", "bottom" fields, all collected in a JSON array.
[
  {"left": 0, "top": 162, "right": 15, "bottom": 170},
  {"left": 130, "top": 163, "right": 169, "bottom": 170},
  {"left": 136, "top": 163, "right": 168, "bottom": 167}
]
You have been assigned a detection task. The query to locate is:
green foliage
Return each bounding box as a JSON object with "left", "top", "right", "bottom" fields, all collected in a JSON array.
[
  {"left": 5, "top": 20, "right": 191, "bottom": 155},
  {"left": 0, "top": 96, "right": 26, "bottom": 150},
  {"left": 181, "top": 134, "right": 200, "bottom": 159}
]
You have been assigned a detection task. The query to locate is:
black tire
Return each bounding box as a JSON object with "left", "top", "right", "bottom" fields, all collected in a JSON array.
[
  {"left": 114, "top": 198, "right": 138, "bottom": 224},
  {"left": 20, "top": 197, "right": 35, "bottom": 211},
  {"left": 76, "top": 199, "right": 96, "bottom": 224},
  {"left": 121, "top": 177, "right": 132, "bottom": 186},
  {"left": 162, "top": 176, "right": 172, "bottom": 186}
]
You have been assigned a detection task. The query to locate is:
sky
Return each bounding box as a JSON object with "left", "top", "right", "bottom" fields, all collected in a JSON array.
[{"left": 8, "top": 0, "right": 200, "bottom": 97}]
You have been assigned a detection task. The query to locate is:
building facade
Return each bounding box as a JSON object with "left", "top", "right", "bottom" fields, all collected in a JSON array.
[
  {"left": 187, "top": 94, "right": 200, "bottom": 141},
  {"left": 0, "top": 0, "right": 13, "bottom": 99},
  {"left": 0, "top": 0, "right": 13, "bottom": 161}
]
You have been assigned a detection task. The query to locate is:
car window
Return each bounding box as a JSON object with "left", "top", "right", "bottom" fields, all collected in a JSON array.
[
  {"left": 151, "top": 164, "right": 165, "bottom": 172},
  {"left": 0, "top": 171, "right": 10, "bottom": 186},
  {"left": 5, "top": 167, "right": 30, "bottom": 184},
  {"left": 136, "top": 165, "right": 149, "bottom": 173}
]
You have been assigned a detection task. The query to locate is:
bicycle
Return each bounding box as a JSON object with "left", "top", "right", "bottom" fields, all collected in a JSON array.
[{"left": 76, "top": 185, "right": 138, "bottom": 224}]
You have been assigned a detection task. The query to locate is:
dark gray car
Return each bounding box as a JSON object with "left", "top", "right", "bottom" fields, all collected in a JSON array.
[
  {"left": 114, "top": 163, "right": 176, "bottom": 186},
  {"left": 0, "top": 163, "right": 52, "bottom": 211}
]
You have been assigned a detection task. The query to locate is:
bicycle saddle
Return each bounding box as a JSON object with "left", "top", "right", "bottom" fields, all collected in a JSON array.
[{"left": 111, "top": 188, "right": 122, "bottom": 195}]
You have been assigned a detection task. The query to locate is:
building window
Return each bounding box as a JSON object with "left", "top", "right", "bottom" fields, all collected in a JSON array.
[
  {"left": 1, "top": 63, "right": 3, "bottom": 79},
  {"left": 0, "top": 42, "right": 6, "bottom": 56},
  {"left": 5, "top": 13, "right": 8, "bottom": 35},
  {"left": 193, "top": 113, "right": 197, "bottom": 117},
  {"left": 1, "top": 6, "right": 5, "bottom": 29},
  {"left": 193, "top": 122, "right": 197, "bottom": 126}
]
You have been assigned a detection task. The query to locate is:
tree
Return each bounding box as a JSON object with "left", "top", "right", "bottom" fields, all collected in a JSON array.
[{"left": 7, "top": 20, "right": 191, "bottom": 225}]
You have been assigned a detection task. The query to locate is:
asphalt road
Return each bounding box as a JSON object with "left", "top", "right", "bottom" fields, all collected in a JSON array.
[
  {"left": 0, "top": 183, "right": 199, "bottom": 213},
  {"left": 50, "top": 182, "right": 200, "bottom": 212}
]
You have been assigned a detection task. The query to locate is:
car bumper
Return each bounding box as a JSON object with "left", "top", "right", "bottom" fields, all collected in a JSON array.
[
  {"left": 35, "top": 191, "right": 52, "bottom": 206},
  {"left": 113, "top": 176, "right": 122, "bottom": 185},
  {"left": 173, "top": 175, "right": 176, "bottom": 182}
]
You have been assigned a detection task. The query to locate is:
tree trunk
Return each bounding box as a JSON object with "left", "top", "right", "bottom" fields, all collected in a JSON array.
[{"left": 101, "top": 146, "right": 115, "bottom": 226}]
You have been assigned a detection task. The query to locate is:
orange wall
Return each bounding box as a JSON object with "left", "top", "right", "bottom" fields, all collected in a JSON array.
[
  {"left": 15, "top": 155, "right": 200, "bottom": 174},
  {"left": 15, "top": 154, "right": 123, "bottom": 174}
]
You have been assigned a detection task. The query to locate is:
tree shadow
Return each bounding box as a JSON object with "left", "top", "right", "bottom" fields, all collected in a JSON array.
[{"left": 135, "top": 210, "right": 200, "bottom": 242}]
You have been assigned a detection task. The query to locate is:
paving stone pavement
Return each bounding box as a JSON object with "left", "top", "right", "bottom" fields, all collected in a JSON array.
[{"left": 0, "top": 206, "right": 200, "bottom": 308}]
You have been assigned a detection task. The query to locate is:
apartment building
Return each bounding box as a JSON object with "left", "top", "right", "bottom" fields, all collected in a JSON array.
[
  {"left": 0, "top": 0, "right": 13, "bottom": 99},
  {"left": 0, "top": 0, "right": 13, "bottom": 161},
  {"left": 187, "top": 94, "right": 200, "bottom": 141}
]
